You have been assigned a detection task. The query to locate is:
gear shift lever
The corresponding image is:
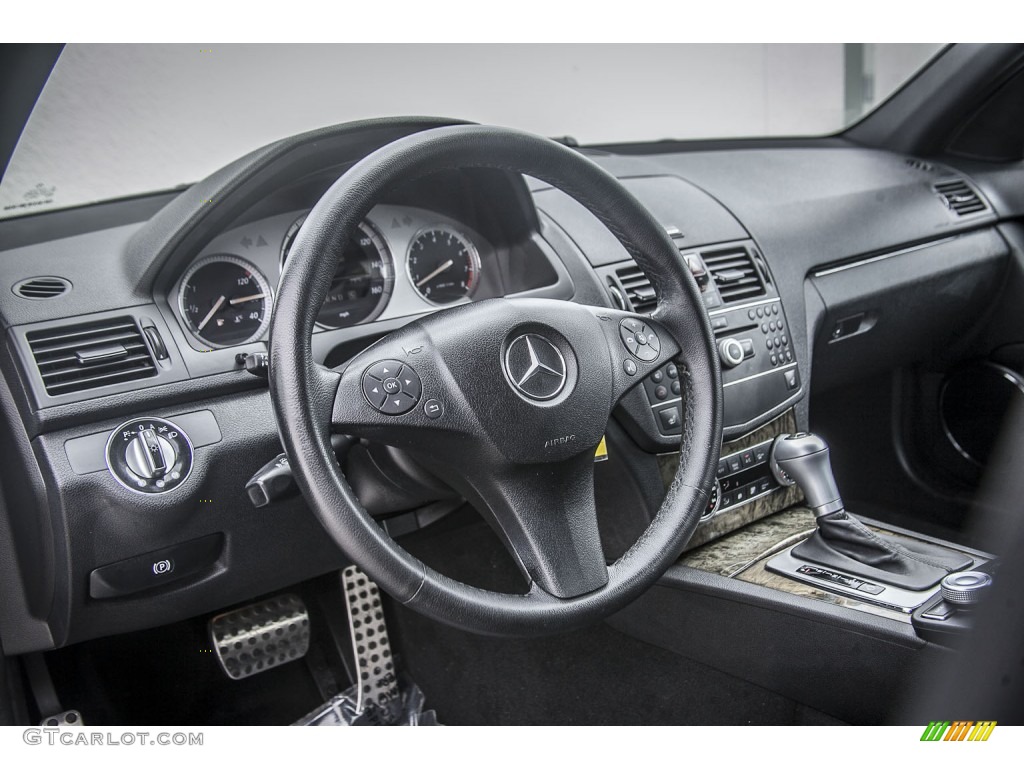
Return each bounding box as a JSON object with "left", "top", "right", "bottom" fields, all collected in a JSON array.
[
  {"left": 769, "top": 433, "right": 844, "bottom": 517},
  {"left": 769, "top": 431, "right": 972, "bottom": 590}
]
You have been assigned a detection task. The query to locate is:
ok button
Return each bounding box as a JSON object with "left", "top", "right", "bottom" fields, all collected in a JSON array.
[{"left": 382, "top": 377, "right": 402, "bottom": 395}]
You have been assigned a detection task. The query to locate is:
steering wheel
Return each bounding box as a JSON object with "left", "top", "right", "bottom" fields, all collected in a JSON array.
[{"left": 269, "top": 125, "right": 722, "bottom": 636}]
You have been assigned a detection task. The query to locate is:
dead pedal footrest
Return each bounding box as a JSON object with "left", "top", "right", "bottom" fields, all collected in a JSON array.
[{"left": 209, "top": 593, "right": 310, "bottom": 680}]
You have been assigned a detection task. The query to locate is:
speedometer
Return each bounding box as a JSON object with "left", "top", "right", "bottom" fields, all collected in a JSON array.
[
  {"left": 280, "top": 215, "right": 394, "bottom": 329},
  {"left": 178, "top": 255, "right": 272, "bottom": 348}
]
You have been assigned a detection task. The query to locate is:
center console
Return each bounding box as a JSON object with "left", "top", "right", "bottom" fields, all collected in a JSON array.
[
  {"left": 607, "top": 430, "right": 996, "bottom": 724},
  {"left": 684, "top": 430, "right": 996, "bottom": 638},
  {"left": 600, "top": 236, "right": 803, "bottom": 451}
]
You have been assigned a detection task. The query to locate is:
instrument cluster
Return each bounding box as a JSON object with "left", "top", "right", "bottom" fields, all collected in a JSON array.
[{"left": 171, "top": 205, "right": 489, "bottom": 349}]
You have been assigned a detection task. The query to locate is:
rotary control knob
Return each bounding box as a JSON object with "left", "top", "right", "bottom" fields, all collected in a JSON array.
[
  {"left": 106, "top": 417, "right": 194, "bottom": 493},
  {"left": 718, "top": 338, "right": 745, "bottom": 368},
  {"left": 940, "top": 571, "right": 993, "bottom": 606},
  {"left": 125, "top": 429, "right": 176, "bottom": 479}
]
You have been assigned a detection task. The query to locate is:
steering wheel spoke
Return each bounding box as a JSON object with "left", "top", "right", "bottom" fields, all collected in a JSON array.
[
  {"left": 462, "top": 452, "right": 609, "bottom": 599},
  {"left": 328, "top": 328, "right": 478, "bottom": 445}
]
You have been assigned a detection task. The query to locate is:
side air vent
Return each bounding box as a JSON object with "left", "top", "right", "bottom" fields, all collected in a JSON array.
[
  {"left": 934, "top": 179, "right": 987, "bottom": 216},
  {"left": 702, "top": 245, "right": 766, "bottom": 303},
  {"left": 13, "top": 276, "right": 72, "bottom": 300},
  {"left": 26, "top": 316, "right": 157, "bottom": 396},
  {"left": 614, "top": 264, "right": 657, "bottom": 313}
]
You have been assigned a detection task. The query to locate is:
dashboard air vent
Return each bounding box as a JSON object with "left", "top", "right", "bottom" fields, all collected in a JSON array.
[
  {"left": 13, "top": 276, "right": 71, "bottom": 300},
  {"left": 934, "top": 179, "right": 987, "bottom": 216},
  {"left": 904, "top": 157, "right": 935, "bottom": 173},
  {"left": 702, "top": 245, "right": 766, "bottom": 303},
  {"left": 614, "top": 264, "right": 657, "bottom": 313},
  {"left": 26, "top": 316, "right": 157, "bottom": 396}
]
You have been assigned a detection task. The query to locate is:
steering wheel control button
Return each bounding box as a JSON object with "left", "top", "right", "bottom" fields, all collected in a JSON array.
[
  {"left": 623, "top": 359, "right": 638, "bottom": 376},
  {"left": 380, "top": 392, "right": 417, "bottom": 415},
  {"left": 362, "top": 377, "right": 386, "bottom": 408},
  {"left": 423, "top": 399, "right": 444, "bottom": 419},
  {"left": 398, "top": 371, "right": 421, "bottom": 399},
  {"left": 367, "top": 361, "right": 399, "bottom": 380},
  {"left": 503, "top": 333, "right": 568, "bottom": 401},
  {"left": 619, "top": 318, "right": 661, "bottom": 362},
  {"left": 645, "top": 332, "right": 661, "bottom": 357},
  {"left": 363, "top": 360, "right": 422, "bottom": 415},
  {"left": 105, "top": 417, "right": 194, "bottom": 494}
]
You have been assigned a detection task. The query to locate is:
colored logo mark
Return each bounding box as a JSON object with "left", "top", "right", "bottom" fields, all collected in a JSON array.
[{"left": 920, "top": 721, "right": 997, "bottom": 741}]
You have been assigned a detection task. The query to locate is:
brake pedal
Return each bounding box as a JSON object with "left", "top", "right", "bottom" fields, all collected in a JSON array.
[
  {"left": 209, "top": 593, "right": 310, "bottom": 680},
  {"left": 342, "top": 565, "right": 399, "bottom": 714}
]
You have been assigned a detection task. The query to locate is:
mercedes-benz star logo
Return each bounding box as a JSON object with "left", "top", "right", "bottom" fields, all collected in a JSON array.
[{"left": 504, "top": 334, "right": 568, "bottom": 401}]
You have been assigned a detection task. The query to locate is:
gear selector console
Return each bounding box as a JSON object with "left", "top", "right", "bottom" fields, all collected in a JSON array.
[{"left": 764, "top": 431, "right": 986, "bottom": 616}]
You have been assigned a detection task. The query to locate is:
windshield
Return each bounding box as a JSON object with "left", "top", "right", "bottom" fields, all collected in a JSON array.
[{"left": 0, "top": 43, "right": 943, "bottom": 220}]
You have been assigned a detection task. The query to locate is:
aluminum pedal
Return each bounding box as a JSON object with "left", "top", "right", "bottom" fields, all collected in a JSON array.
[
  {"left": 342, "top": 565, "right": 399, "bottom": 715},
  {"left": 39, "top": 710, "right": 83, "bottom": 726},
  {"left": 209, "top": 593, "right": 310, "bottom": 680}
]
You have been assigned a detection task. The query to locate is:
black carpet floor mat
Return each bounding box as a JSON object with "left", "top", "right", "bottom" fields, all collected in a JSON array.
[
  {"left": 389, "top": 510, "right": 843, "bottom": 725},
  {"left": 43, "top": 607, "right": 325, "bottom": 726}
]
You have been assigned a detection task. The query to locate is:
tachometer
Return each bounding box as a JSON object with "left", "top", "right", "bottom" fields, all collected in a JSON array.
[
  {"left": 406, "top": 226, "right": 480, "bottom": 305},
  {"left": 280, "top": 215, "right": 394, "bottom": 329},
  {"left": 178, "top": 255, "right": 272, "bottom": 348}
]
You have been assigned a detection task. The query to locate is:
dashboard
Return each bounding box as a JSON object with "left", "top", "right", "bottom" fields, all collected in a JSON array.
[{"left": 0, "top": 117, "right": 1015, "bottom": 655}]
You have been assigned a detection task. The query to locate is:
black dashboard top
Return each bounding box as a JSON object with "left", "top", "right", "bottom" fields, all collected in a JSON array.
[{"left": 0, "top": 119, "right": 1003, "bottom": 435}]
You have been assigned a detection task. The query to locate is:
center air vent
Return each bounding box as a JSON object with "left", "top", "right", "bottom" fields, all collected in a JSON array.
[
  {"left": 702, "top": 245, "right": 766, "bottom": 303},
  {"left": 13, "top": 276, "right": 72, "bottom": 300},
  {"left": 934, "top": 179, "right": 987, "bottom": 216},
  {"left": 614, "top": 264, "right": 657, "bottom": 313},
  {"left": 26, "top": 316, "right": 157, "bottom": 396}
]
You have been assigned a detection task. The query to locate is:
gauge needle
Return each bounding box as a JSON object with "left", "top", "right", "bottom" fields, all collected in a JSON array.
[
  {"left": 229, "top": 292, "right": 266, "bottom": 305},
  {"left": 197, "top": 295, "right": 226, "bottom": 331},
  {"left": 415, "top": 259, "right": 454, "bottom": 288}
]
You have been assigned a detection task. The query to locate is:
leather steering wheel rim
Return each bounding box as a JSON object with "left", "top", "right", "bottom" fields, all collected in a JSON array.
[{"left": 269, "top": 124, "right": 723, "bottom": 636}]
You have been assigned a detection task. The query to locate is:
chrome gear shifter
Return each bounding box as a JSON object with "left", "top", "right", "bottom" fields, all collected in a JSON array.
[
  {"left": 768, "top": 430, "right": 973, "bottom": 591},
  {"left": 769, "top": 432, "right": 844, "bottom": 517}
]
